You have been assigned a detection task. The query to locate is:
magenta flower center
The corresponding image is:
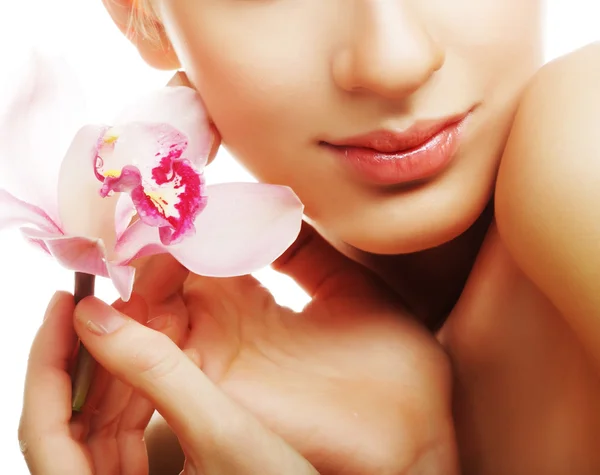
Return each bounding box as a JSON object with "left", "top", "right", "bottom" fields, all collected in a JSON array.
[{"left": 94, "top": 125, "right": 207, "bottom": 245}]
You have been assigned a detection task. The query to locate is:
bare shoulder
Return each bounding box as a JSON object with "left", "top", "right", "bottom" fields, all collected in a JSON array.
[
  {"left": 495, "top": 42, "right": 600, "bottom": 362},
  {"left": 496, "top": 41, "right": 600, "bottom": 199},
  {"left": 496, "top": 41, "right": 600, "bottom": 254},
  {"left": 510, "top": 42, "right": 600, "bottom": 134},
  {"left": 529, "top": 41, "right": 600, "bottom": 89}
]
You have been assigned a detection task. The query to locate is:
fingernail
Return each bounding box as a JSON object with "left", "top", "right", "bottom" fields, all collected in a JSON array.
[
  {"left": 76, "top": 298, "right": 127, "bottom": 335},
  {"left": 43, "top": 292, "right": 63, "bottom": 321}
]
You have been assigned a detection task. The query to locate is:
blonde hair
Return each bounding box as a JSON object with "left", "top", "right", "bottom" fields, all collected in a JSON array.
[{"left": 127, "top": 0, "right": 161, "bottom": 44}]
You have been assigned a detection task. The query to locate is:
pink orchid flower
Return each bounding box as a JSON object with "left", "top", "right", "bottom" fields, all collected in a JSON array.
[{"left": 0, "top": 86, "right": 303, "bottom": 301}]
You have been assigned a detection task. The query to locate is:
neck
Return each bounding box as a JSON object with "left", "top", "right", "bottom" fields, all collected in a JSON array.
[{"left": 322, "top": 203, "right": 494, "bottom": 330}]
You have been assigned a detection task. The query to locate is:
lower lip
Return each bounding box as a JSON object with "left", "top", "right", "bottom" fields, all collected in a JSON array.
[{"left": 324, "top": 116, "right": 470, "bottom": 186}]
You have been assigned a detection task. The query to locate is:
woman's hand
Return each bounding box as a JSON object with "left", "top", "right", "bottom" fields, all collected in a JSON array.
[
  {"left": 141, "top": 224, "right": 460, "bottom": 475},
  {"left": 18, "top": 287, "right": 317, "bottom": 475},
  {"left": 17, "top": 229, "right": 458, "bottom": 475}
]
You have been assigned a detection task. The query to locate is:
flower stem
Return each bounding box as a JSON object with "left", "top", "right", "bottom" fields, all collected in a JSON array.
[{"left": 71, "top": 272, "right": 96, "bottom": 412}]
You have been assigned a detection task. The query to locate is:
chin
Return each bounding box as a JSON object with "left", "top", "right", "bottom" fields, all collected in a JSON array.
[
  {"left": 344, "top": 220, "right": 473, "bottom": 256},
  {"left": 332, "top": 190, "right": 492, "bottom": 256}
]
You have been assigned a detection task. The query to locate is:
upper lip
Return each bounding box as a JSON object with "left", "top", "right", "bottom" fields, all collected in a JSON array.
[{"left": 322, "top": 111, "right": 471, "bottom": 154}]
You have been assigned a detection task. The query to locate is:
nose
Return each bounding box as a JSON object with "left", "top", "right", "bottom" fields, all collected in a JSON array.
[{"left": 332, "top": 2, "right": 445, "bottom": 99}]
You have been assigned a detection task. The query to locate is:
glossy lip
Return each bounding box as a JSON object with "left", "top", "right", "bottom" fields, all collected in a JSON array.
[{"left": 321, "top": 110, "right": 473, "bottom": 186}]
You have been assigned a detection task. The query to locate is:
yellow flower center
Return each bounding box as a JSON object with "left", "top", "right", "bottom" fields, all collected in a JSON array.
[
  {"left": 104, "top": 169, "right": 121, "bottom": 178},
  {"left": 103, "top": 131, "right": 119, "bottom": 144}
]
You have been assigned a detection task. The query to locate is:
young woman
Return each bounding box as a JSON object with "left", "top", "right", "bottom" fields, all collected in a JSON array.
[{"left": 18, "top": 1, "right": 600, "bottom": 473}]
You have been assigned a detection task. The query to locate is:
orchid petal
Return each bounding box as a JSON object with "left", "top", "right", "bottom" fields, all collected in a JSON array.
[
  {"left": 130, "top": 159, "right": 207, "bottom": 245},
  {"left": 20, "top": 228, "right": 109, "bottom": 277},
  {"left": 0, "top": 189, "right": 62, "bottom": 233},
  {"left": 99, "top": 166, "right": 142, "bottom": 197},
  {"left": 94, "top": 123, "right": 185, "bottom": 193},
  {"left": 113, "top": 222, "right": 164, "bottom": 264},
  {"left": 106, "top": 263, "right": 135, "bottom": 302},
  {"left": 115, "top": 193, "right": 136, "bottom": 241},
  {"left": 19, "top": 228, "right": 52, "bottom": 254},
  {"left": 0, "top": 53, "right": 85, "bottom": 223},
  {"left": 28, "top": 240, "right": 52, "bottom": 254},
  {"left": 94, "top": 122, "right": 207, "bottom": 245},
  {"left": 169, "top": 183, "right": 302, "bottom": 275},
  {"left": 113, "top": 87, "right": 212, "bottom": 168},
  {"left": 20, "top": 228, "right": 135, "bottom": 301},
  {"left": 57, "top": 124, "right": 120, "bottom": 248},
  {"left": 114, "top": 183, "right": 303, "bottom": 276}
]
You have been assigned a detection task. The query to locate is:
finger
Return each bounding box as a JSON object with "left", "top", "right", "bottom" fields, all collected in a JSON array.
[
  {"left": 83, "top": 295, "right": 149, "bottom": 475},
  {"left": 73, "top": 297, "right": 316, "bottom": 474},
  {"left": 83, "top": 294, "right": 149, "bottom": 416},
  {"left": 20, "top": 292, "right": 93, "bottom": 475},
  {"left": 118, "top": 314, "right": 190, "bottom": 475},
  {"left": 181, "top": 274, "right": 273, "bottom": 376},
  {"left": 131, "top": 253, "right": 189, "bottom": 305},
  {"left": 74, "top": 297, "right": 211, "bottom": 439},
  {"left": 86, "top": 296, "right": 189, "bottom": 475},
  {"left": 272, "top": 221, "right": 378, "bottom": 300}
]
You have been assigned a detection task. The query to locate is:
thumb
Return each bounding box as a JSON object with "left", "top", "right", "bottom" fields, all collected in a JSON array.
[
  {"left": 272, "top": 221, "right": 381, "bottom": 300},
  {"left": 73, "top": 297, "right": 317, "bottom": 475},
  {"left": 74, "top": 297, "right": 203, "bottom": 431}
]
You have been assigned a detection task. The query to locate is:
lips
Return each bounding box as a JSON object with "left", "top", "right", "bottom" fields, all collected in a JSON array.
[
  {"left": 327, "top": 114, "right": 465, "bottom": 152},
  {"left": 321, "top": 111, "right": 472, "bottom": 186}
]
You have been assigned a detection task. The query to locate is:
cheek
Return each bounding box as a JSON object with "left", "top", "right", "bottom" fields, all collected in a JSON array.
[
  {"left": 160, "top": 1, "right": 336, "bottom": 184},
  {"left": 432, "top": 0, "right": 544, "bottom": 154},
  {"left": 156, "top": 0, "right": 545, "bottom": 253},
  {"left": 440, "top": 0, "right": 544, "bottom": 86},
  {"left": 430, "top": 0, "right": 543, "bottom": 50}
]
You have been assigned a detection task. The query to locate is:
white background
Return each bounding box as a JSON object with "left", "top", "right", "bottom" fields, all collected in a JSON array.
[{"left": 0, "top": 1, "right": 598, "bottom": 471}]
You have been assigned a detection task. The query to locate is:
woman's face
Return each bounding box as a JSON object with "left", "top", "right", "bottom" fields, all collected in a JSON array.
[{"left": 152, "top": 0, "right": 544, "bottom": 254}]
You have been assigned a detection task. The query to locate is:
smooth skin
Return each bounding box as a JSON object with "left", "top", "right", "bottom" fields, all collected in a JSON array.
[
  {"left": 496, "top": 43, "right": 600, "bottom": 370},
  {"left": 21, "top": 52, "right": 600, "bottom": 473},
  {"left": 19, "top": 257, "right": 319, "bottom": 475},
  {"left": 19, "top": 0, "right": 600, "bottom": 472},
  {"left": 442, "top": 44, "right": 600, "bottom": 473},
  {"left": 19, "top": 225, "right": 459, "bottom": 475}
]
